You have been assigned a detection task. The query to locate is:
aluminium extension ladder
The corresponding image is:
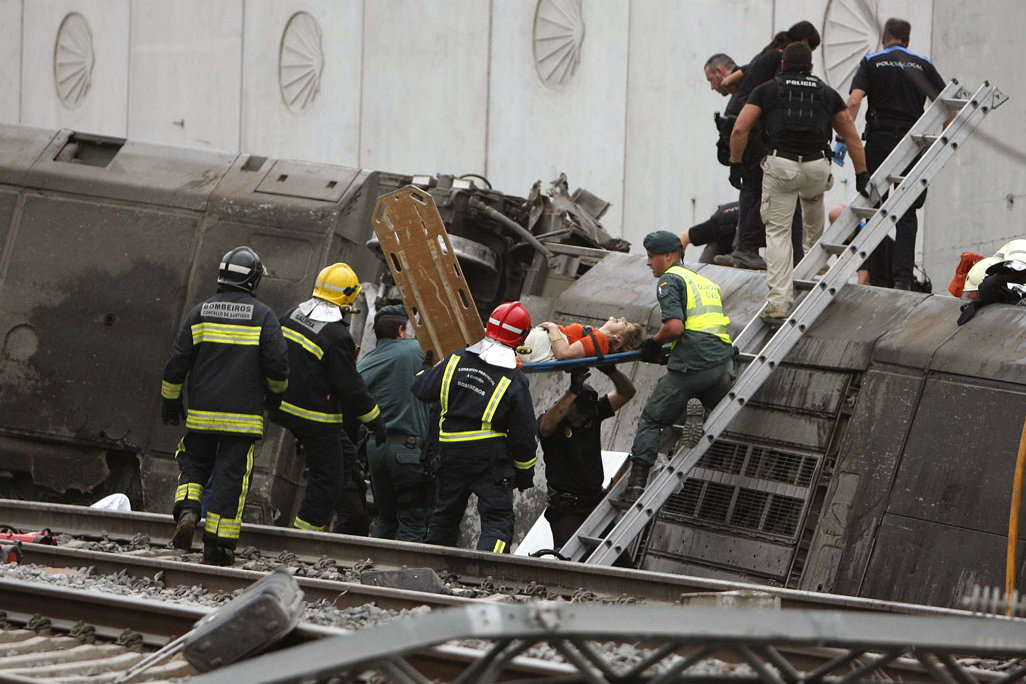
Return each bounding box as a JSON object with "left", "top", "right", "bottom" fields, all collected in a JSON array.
[{"left": 560, "top": 79, "right": 1008, "bottom": 565}]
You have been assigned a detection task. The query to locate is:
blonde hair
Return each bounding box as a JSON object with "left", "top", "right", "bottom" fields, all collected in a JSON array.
[{"left": 611, "top": 322, "right": 646, "bottom": 352}]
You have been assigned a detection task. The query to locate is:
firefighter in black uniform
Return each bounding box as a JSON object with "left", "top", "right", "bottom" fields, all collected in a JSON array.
[
  {"left": 270, "top": 262, "right": 387, "bottom": 532},
  {"left": 845, "top": 17, "right": 946, "bottom": 290},
  {"left": 162, "top": 246, "right": 288, "bottom": 566},
  {"left": 411, "top": 301, "right": 537, "bottom": 553},
  {"left": 679, "top": 201, "right": 739, "bottom": 264}
]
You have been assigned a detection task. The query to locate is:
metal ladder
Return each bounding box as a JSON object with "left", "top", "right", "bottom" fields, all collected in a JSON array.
[{"left": 560, "top": 79, "right": 1008, "bottom": 565}]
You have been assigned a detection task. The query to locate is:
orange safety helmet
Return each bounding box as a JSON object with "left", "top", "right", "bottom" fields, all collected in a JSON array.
[{"left": 485, "top": 301, "right": 531, "bottom": 347}]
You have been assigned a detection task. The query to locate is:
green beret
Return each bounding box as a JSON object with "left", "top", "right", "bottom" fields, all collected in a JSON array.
[
  {"left": 375, "top": 304, "right": 408, "bottom": 322},
  {"left": 643, "top": 230, "right": 683, "bottom": 254}
]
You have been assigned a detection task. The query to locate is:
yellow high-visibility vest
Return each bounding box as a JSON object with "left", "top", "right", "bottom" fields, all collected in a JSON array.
[{"left": 664, "top": 265, "right": 732, "bottom": 345}]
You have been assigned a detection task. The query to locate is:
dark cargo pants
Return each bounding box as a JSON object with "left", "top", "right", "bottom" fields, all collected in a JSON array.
[
  {"left": 367, "top": 440, "right": 433, "bottom": 542},
  {"left": 630, "top": 361, "right": 733, "bottom": 466}
]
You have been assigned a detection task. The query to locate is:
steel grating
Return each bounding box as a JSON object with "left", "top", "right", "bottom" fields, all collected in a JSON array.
[{"left": 190, "top": 603, "right": 1026, "bottom": 684}]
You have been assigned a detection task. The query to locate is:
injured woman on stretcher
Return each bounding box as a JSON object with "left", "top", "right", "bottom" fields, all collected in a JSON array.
[{"left": 517, "top": 316, "right": 645, "bottom": 363}]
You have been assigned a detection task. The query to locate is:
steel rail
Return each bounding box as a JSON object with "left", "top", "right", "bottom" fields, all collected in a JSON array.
[
  {"left": 0, "top": 578, "right": 570, "bottom": 681},
  {"left": 15, "top": 542, "right": 477, "bottom": 610},
  {"left": 0, "top": 499, "right": 998, "bottom": 616}
]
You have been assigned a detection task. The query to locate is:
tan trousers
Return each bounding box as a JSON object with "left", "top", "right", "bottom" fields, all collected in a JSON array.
[{"left": 760, "top": 155, "right": 833, "bottom": 312}]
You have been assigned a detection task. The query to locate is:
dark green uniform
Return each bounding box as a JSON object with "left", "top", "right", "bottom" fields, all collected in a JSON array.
[
  {"left": 357, "top": 338, "right": 432, "bottom": 541},
  {"left": 631, "top": 265, "right": 733, "bottom": 466}
]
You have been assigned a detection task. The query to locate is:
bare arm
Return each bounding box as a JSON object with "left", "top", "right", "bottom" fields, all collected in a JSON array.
[
  {"left": 847, "top": 88, "right": 865, "bottom": 123},
  {"left": 538, "top": 391, "right": 577, "bottom": 437},
  {"left": 831, "top": 110, "right": 866, "bottom": 174},
  {"left": 601, "top": 366, "right": 636, "bottom": 412},
  {"left": 729, "top": 103, "right": 761, "bottom": 163},
  {"left": 722, "top": 68, "right": 744, "bottom": 91},
  {"left": 652, "top": 318, "right": 683, "bottom": 345}
]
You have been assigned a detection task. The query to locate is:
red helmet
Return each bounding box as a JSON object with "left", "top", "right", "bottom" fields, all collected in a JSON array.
[{"left": 486, "top": 301, "right": 531, "bottom": 347}]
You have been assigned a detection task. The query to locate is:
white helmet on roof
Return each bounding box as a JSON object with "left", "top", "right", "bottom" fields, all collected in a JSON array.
[{"left": 964, "top": 256, "right": 1002, "bottom": 294}]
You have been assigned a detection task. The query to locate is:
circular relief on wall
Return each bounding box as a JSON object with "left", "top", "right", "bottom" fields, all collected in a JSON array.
[
  {"left": 822, "top": 0, "right": 880, "bottom": 93},
  {"left": 533, "top": 0, "right": 584, "bottom": 88},
  {"left": 53, "top": 12, "right": 95, "bottom": 109},
  {"left": 279, "top": 11, "right": 324, "bottom": 112}
]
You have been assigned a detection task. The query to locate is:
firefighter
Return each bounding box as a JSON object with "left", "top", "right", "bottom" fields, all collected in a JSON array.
[
  {"left": 162, "top": 246, "right": 288, "bottom": 566},
  {"left": 625, "top": 231, "right": 734, "bottom": 503},
  {"left": 270, "top": 263, "right": 387, "bottom": 532},
  {"left": 411, "top": 301, "right": 537, "bottom": 553}
]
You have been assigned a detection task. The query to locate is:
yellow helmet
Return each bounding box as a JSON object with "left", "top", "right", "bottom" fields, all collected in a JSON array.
[{"left": 313, "top": 263, "right": 361, "bottom": 306}]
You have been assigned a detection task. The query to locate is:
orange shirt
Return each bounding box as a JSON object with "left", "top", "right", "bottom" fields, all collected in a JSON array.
[{"left": 558, "top": 323, "right": 610, "bottom": 357}]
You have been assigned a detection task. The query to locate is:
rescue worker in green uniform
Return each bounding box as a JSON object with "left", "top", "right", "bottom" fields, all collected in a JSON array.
[
  {"left": 162, "top": 246, "right": 289, "bottom": 566},
  {"left": 357, "top": 305, "right": 434, "bottom": 541},
  {"left": 624, "top": 231, "right": 734, "bottom": 502}
]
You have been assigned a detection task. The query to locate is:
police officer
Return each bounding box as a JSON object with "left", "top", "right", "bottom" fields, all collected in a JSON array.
[
  {"left": 162, "top": 246, "right": 288, "bottom": 566},
  {"left": 270, "top": 263, "right": 387, "bottom": 533},
  {"left": 625, "top": 231, "right": 734, "bottom": 503},
  {"left": 539, "top": 366, "right": 635, "bottom": 549},
  {"left": 679, "top": 201, "right": 739, "bottom": 264},
  {"left": 845, "top": 18, "right": 946, "bottom": 290},
  {"left": 357, "top": 304, "right": 433, "bottom": 541},
  {"left": 411, "top": 301, "right": 537, "bottom": 553},
  {"left": 730, "top": 42, "right": 867, "bottom": 325},
  {"left": 715, "top": 21, "right": 822, "bottom": 271}
]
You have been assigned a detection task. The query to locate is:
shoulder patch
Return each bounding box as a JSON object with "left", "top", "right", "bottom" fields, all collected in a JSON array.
[
  {"left": 290, "top": 308, "right": 327, "bottom": 334},
  {"left": 201, "top": 301, "right": 254, "bottom": 320}
]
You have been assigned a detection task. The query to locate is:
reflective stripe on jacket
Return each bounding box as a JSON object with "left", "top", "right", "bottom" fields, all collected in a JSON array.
[{"left": 664, "top": 265, "right": 732, "bottom": 345}]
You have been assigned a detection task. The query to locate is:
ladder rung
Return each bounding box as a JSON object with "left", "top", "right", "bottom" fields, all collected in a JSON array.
[
  {"left": 820, "top": 242, "right": 848, "bottom": 256},
  {"left": 736, "top": 351, "right": 756, "bottom": 363},
  {"left": 577, "top": 534, "right": 603, "bottom": 548},
  {"left": 912, "top": 133, "right": 940, "bottom": 147},
  {"left": 851, "top": 206, "right": 877, "bottom": 218},
  {"left": 794, "top": 278, "right": 818, "bottom": 291},
  {"left": 609, "top": 498, "right": 631, "bottom": 511},
  {"left": 943, "top": 97, "right": 970, "bottom": 108},
  {"left": 886, "top": 174, "right": 905, "bottom": 184}
]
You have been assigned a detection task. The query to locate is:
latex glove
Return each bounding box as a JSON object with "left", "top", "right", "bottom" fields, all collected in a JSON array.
[
  {"left": 638, "top": 337, "right": 663, "bottom": 363},
  {"left": 369, "top": 416, "right": 389, "bottom": 447},
  {"left": 832, "top": 141, "right": 847, "bottom": 167},
  {"left": 162, "top": 397, "right": 186, "bottom": 426},
  {"left": 568, "top": 368, "right": 590, "bottom": 395},
  {"left": 729, "top": 163, "right": 743, "bottom": 190},
  {"left": 957, "top": 301, "right": 979, "bottom": 326},
  {"left": 855, "top": 171, "right": 870, "bottom": 198},
  {"left": 514, "top": 468, "right": 535, "bottom": 492}
]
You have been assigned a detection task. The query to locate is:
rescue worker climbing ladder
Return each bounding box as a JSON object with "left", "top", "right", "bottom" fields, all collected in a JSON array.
[
  {"left": 162, "top": 246, "right": 289, "bottom": 566},
  {"left": 411, "top": 301, "right": 537, "bottom": 553}
]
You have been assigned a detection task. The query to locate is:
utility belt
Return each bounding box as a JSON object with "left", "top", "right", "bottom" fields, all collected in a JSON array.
[
  {"left": 386, "top": 432, "right": 425, "bottom": 449},
  {"left": 547, "top": 488, "right": 603, "bottom": 509},
  {"left": 768, "top": 149, "right": 829, "bottom": 163},
  {"left": 865, "top": 109, "right": 916, "bottom": 134}
]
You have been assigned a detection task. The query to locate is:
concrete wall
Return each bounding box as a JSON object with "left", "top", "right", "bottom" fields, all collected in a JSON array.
[{"left": 1, "top": 0, "right": 1019, "bottom": 274}]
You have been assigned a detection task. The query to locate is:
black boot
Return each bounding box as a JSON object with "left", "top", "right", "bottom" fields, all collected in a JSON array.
[
  {"left": 202, "top": 543, "right": 235, "bottom": 567},
  {"left": 171, "top": 510, "right": 197, "bottom": 551},
  {"left": 623, "top": 461, "right": 651, "bottom": 503}
]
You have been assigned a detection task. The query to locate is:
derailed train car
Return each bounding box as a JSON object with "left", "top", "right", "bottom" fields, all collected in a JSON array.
[
  {"left": 535, "top": 252, "right": 1026, "bottom": 608},
  {"left": 0, "top": 124, "right": 611, "bottom": 525}
]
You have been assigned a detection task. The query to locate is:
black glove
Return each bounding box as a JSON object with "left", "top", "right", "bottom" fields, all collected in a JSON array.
[
  {"left": 729, "top": 162, "right": 743, "bottom": 189},
  {"left": 264, "top": 392, "right": 283, "bottom": 412},
  {"left": 595, "top": 363, "right": 617, "bottom": 376},
  {"left": 638, "top": 337, "right": 663, "bottom": 363},
  {"left": 957, "top": 301, "right": 979, "bottom": 326},
  {"left": 161, "top": 397, "right": 186, "bottom": 426},
  {"left": 514, "top": 469, "right": 535, "bottom": 492},
  {"left": 422, "top": 349, "right": 435, "bottom": 369},
  {"left": 568, "top": 368, "right": 590, "bottom": 395},
  {"left": 855, "top": 171, "right": 870, "bottom": 198},
  {"left": 369, "top": 415, "right": 388, "bottom": 447}
]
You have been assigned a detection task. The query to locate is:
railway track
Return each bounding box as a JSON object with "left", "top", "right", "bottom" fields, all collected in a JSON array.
[{"left": 0, "top": 499, "right": 986, "bottom": 615}]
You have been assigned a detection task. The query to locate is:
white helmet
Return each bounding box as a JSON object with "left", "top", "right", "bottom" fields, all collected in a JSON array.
[{"left": 964, "top": 256, "right": 1001, "bottom": 294}]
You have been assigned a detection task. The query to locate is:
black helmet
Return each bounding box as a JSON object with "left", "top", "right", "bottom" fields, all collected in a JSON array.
[{"left": 217, "top": 246, "right": 265, "bottom": 293}]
